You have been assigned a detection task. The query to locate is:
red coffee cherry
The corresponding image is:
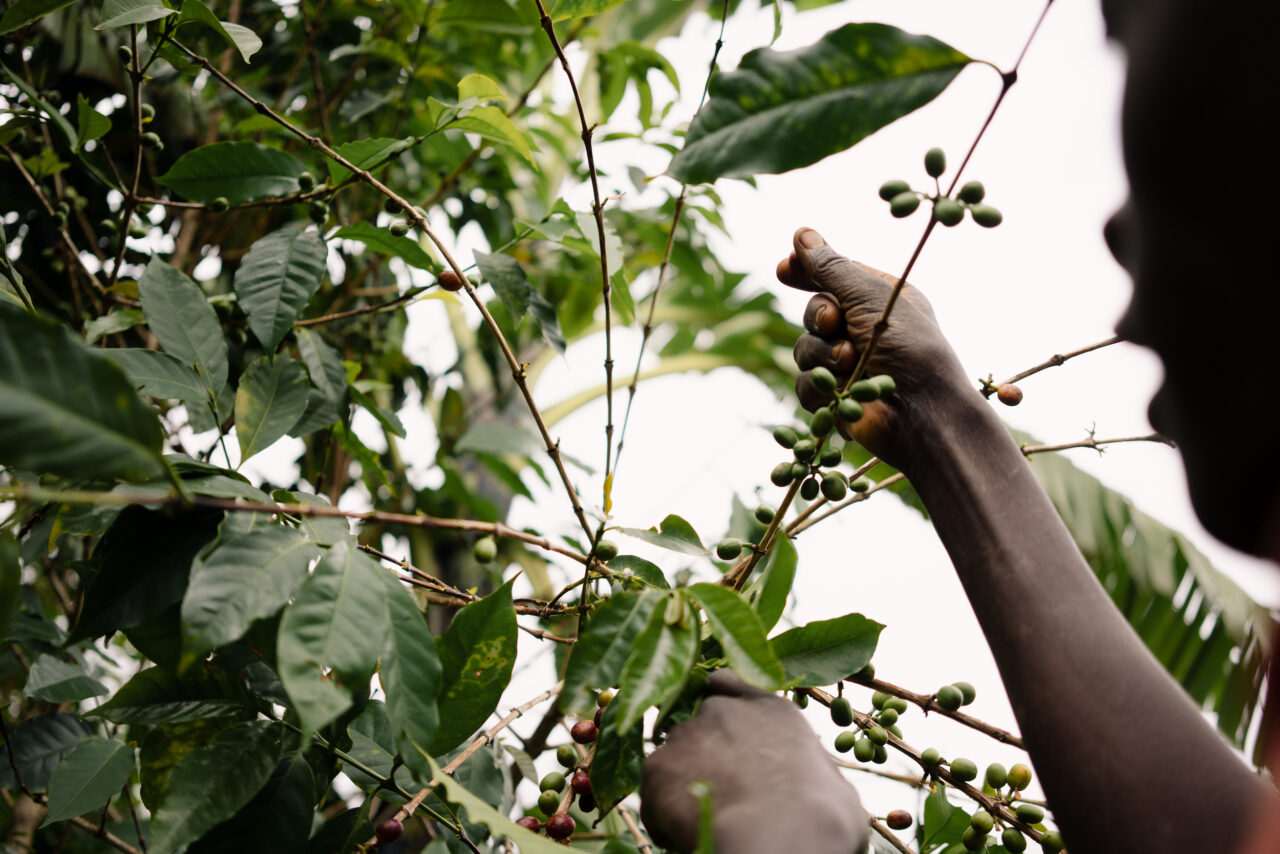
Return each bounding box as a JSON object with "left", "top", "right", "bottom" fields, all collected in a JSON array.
[
  {"left": 996, "top": 383, "right": 1023, "bottom": 406},
  {"left": 546, "top": 814, "right": 575, "bottom": 840},
  {"left": 570, "top": 720, "right": 597, "bottom": 744},
  {"left": 515, "top": 816, "right": 541, "bottom": 832},
  {"left": 438, "top": 270, "right": 464, "bottom": 291},
  {"left": 886, "top": 810, "right": 913, "bottom": 830},
  {"left": 571, "top": 769, "right": 592, "bottom": 796},
  {"left": 376, "top": 818, "right": 403, "bottom": 844}
]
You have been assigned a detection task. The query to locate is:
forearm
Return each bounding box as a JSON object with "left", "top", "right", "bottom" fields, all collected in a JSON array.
[{"left": 904, "top": 391, "right": 1269, "bottom": 854}]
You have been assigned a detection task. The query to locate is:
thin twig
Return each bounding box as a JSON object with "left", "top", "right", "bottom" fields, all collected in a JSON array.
[
  {"left": 981, "top": 335, "right": 1121, "bottom": 396},
  {"left": 850, "top": 675, "right": 1024, "bottom": 748},
  {"left": 1019, "top": 432, "right": 1173, "bottom": 457},
  {"left": 620, "top": 806, "right": 654, "bottom": 854},
  {"left": 67, "top": 815, "right": 144, "bottom": 854},
  {"left": 836, "top": 760, "right": 927, "bottom": 788}
]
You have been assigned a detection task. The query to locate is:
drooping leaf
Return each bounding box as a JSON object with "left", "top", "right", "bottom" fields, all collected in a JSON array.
[
  {"left": 745, "top": 533, "right": 796, "bottom": 633},
  {"left": 590, "top": 698, "right": 644, "bottom": 812},
  {"left": 177, "top": 0, "right": 262, "bottom": 62},
  {"left": 428, "top": 578, "right": 517, "bottom": 755},
  {"left": 23, "top": 655, "right": 109, "bottom": 703},
  {"left": 769, "top": 613, "right": 884, "bottom": 687},
  {"left": 103, "top": 348, "right": 207, "bottom": 401},
  {"left": 0, "top": 306, "right": 165, "bottom": 482},
  {"left": 138, "top": 258, "right": 229, "bottom": 394},
  {"left": 376, "top": 568, "right": 442, "bottom": 783},
  {"left": 0, "top": 0, "right": 76, "bottom": 33},
  {"left": 615, "top": 514, "right": 708, "bottom": 556},
  {"left": 157, "top": 142, "right": 308, "bottom": 205},
  {"left": 75, "top": 95, "right": 111, "bottom": 150},
  {"left": 149, "top": 721, "right": 282, "bottom": 854},
  {"left": 614, "top": 594, "right": 698, "bottom": 731},
  {"left": 41, "top": 738, "right": 135, "bottom": 826},
  {"left": 95, "top": 0, "right": 174, "bottom": 28},
  {"left": 668, "top": 23, "right": 973, "bottom": 183},
  {"left": 687, "top": 584, "right": 784, "bottom": 690},
  {"left": 84, "top": 308, "right": 146, "bottom": 344},
  {"left": 277, "top": 541, "right": 388, "bottom": 735},
  {"left": 91, "top": 666, "right": 258, "bottom": 725},
  {"left": 333, "top": 221, "right": 438, "bottom": 271},
  {"left": 234, "top": 227, "right": 327, "bottom": 351},
  {"left": 186, "top": 754, "right": 314, "bottom": 854},
  {"left": 234, "top": 355, "right": 309, "bottom": 462},
  {"left": 290, "top": 328, "right": 348, "bottom": 436},
  {"left": 561, "top": 590, "right": 663, "bottom": 715},
  {"left": 0, "top": 713, "right": 92, "bottom": 792}
]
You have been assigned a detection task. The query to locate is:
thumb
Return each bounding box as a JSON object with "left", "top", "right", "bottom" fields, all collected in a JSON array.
[{"left": 780, "top": 228, "right": 895, "bottom": 313}]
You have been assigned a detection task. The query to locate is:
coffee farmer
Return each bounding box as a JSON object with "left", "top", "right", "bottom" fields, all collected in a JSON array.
[{"left": 641, "top": 0, "right": 1280, "bottom": 851}]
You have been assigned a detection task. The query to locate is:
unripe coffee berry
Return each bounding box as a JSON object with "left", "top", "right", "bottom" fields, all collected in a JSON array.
[
  {"left": 754, "top": 504, "right": 776, "bottom": 524},
  {"left": 546, "top": 814, "right": 574, "bottom": 840},
  {"left": 809, "top": 366, "right": 837, "bottom": 394},
  {"left": 117, "top": 45, "right": 133, "bottom": 64},
  {"left": 959, "top": 181, "right": 986, "bottom": 204},
  {"left": 969, "top": 810, "right": 994, "bottom": 834},
  {"left": 1001, "top": 827, "right": 1027, "bottom": 852},
  {"left": 715, "top": 538, "right": 743, "bottom": 560},
  {"left": 1006, "top": 763, "right": 1032, "bottom": 790},
  {"left": 389, "top": 221, "right": 409, "bottom": 237},
  {"left": 872, "top": 743, "right": 888, "bottom": 764},
  {"left": 871, "top": 374, "right": 896, "bottom": 395},
  {"left": 597, "top": 689, "right": 614, "bottom": 707},
  {"left": 1014, "top": 803, "right": 1044, "bottom": 823},
  {"left": 818, "top": 445, "right": 842, "bottom": 468},
  {"left": 871, "top": 691, "right": 890, "bottom": 709},
  {"left": 593, "top": 706, "right": 603, "bottom": 727},
  {"left": 384, "top": 197, "right": 403, "bottom": 214},
  {"left": 949, "top": 757, "right": 978, "bottom": 782},
  {"left": 890, "top": 191, "right": 920, "bottom": 218},
  {"left": 770, "top": 462, "right": 794, "bottom": 487},
  {"left": 800, "top": 477, "right": 820, "bottom": 500},
  {"left": 820, "top": 473, "right": 847, "bottom": 501},
  {"left": 848, "top": 379, "right": 880, "bottom": 402},
  {"left": 924, "top": 147, "right": 946, "bottom": 178},
  {"left": 953, "top": 681, "right": 976, "bottom": 705},
  {"left": 209, "top": 197, "right": 230, "bottom": 213},
  {"left": 935, "top": 685, "right": 963, "bottom": 711},
  {"left": 934, "top": 197, "right": 964, "bottom": 227},
  {"left": 996, "top": 383, "right": 1023, "bottom": 406},
  {"left": 810, "top": 407, "right": 835, "bottom": 438},
  {"left": 308, "top": 200, "right": 328, "bottom": 223},
  {"left": 853, "top": 737, "right": 875, "bottom": 762},
  {"left": 866, "top": 725, "right": 888, "bottom": 746},
  {"left": 920, "top": 747, "right": 941, "bottom": 767},
  {"left": 879, "top": 179, "right": 911, "bottom": 201},
  {"left": 593, "top": 540, "right": 618, "bottom": 561},
  {"left": 834, "top": 731, "right": 858, "bottom": 753},
  {"left": 139, "top": 131, "right": 162, "bottom": 150},
  {"left": 877, "top": 707, "right": 898, "bottom": 726},
  {"left": 790, "top": 462, "right": 810, "bottom": 480},
  {"left": 829, "top": 696, "right": 854, "bottom": 727},
  {"left": 961, "top": 826, "right": 987, "bottom": 851},
  {"left": 1040, "top": 830, "right": 1065, "bottom": 852},
  {"left": 837, "top": 397, "right": 863, "bottom": 423},
  {"left": 570, "top": 769, "right": 592, "bottom": 796},
  {"left": 139, "top": 103, "right": 155, "bottom": 122},
  {"left": 556, "top": 744, "right": 576, "bottom": 768},
  {"left": 297, "top": 171, "right": 316, "bottom": 191},
  {"left": 473, "top": 536, "right": 497, "bottom": 563},
  {"left": 537, "top": 790, "right": 560, "bottom": 816},
  {"left": 540, "top": 771, "right": 566, "bottom": 793},
  {"left": 970, "top": 203, "right": 1003, "bottom": 228},
  {"left": 886, "top": 810, "right": 912, "bottom": 831},
  {"left": 885, "top": 697, "right": 909, "bottom": 714},
  {"left": 985, "top": 762, "right": 1007, "bottom": 789},
  {"left": 850, "top": 477, "right": 871, "bottom": 493},
  {"left": 570, "top": 720, "right": 597, "bottom": 744},
  {"left": 772, "top": 425, "right": 799, "bottom": 448},
  {"left": 438, "top": 270, "right": 464, "bottom": 291},
  {"left": 516, "top": 815, "right": 541, "bottom": 832},
  {"left": 376, "top": 818, "right": 404, "bottom": 844},
  {"left": 792, "top": 439, "right": 816, "bottom": 462}
]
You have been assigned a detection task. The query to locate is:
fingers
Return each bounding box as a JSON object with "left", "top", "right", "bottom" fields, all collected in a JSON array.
[
  {"left": 794, "top": 333, "right": 855, "bottom": 373},
  {"left": 802, "top": 294, "right": 842, "bottom": 336},
  {"left": 795, "top": 373, "right": 837, "bottom": 413},
  {"left": 776, "top": 228, "right": 896, "bottom": 316}
]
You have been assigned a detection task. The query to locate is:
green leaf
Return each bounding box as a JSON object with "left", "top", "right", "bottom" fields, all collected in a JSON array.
[
  {"left": 91, "top": 666, "right": 257, "bottom": 725},
  {"left": 605, "top": 554, "right": 670, "bottom": 590},
  {"left": 590, "top": 699, "right": 643, "bottom": 811},
  {"left": 0, "top": 0, "right": 76, "bottom": 34},
  {"left": 348, "top": 384, "right": 405, "bottom": 437},
  {"left": 0, "top": 534, "right": 18, "bottom": 640},
  {"left": 234, "top": 226, "right": 328, "bottom": 351},
  {"left": 306, "top": 808, "right": 372, "bottom": 854},
  {"left": 668, "top": 23, "right": 973, "bottom": 183},
  {"left": 157, "top": 142, "right": 308, "bottom": 205},
  {"left": 573, "top": 211, "right": 624, "bottom": 277},
  {"left": 376, "top": 569, "right": 442, "bottom": 783},
  {"left": 23, "top": 655, "right": 109, "bottom": 703},
  {"left": 186, "top": 754, "right": 314, "bottom": 854},
  {"left": 425, "top": 757, "right": 573, "bottom": 854},
  {"left": 177, "top": 0, "right": 262, "bottom": 62},
  {"left": 615, "top": 595, "right": 697, "bottom": 731},
  {"left": 272, "top": 489, "right": 351, "bottom": 545},
  {"left": 0, "top": 306, "right": 165, "bottom": 482},
  {"left": 769, "top": 613, "right": 883, "bottom": 687},
  {"left": 474, "top": 250, "right": 532, "bottom": 317},
  {"left": 0, "top": 713, "right": 92, "bottom": 792},
  {"left": 291, "top": 328, "right": 348, "bottom": 437},
  {"left": 75, "top": 95, "right": 111, "bottom": 151},
  {"left": 458, "top": 73, "right": 507, "bottom": 103},
  {"left": 139, "top": 258, "right": 229, "bottom": 394},
  {"left": 326, "top": 137, "right": 415, "bottom": 183},
  {"left": 96, "top": 0, "right": 175, "bottom": 28},
  {"left": 103, "top": 348, "right": 207, "bottom": 401},
  {"left": 746, "top": 534, "right": 796, "bottom": 633},
  {"left": 234, "top": 355, "right": 309, "bottom": 462},
  {"left": 0, "top": 64, "right": 75, "bottom": 148},
  {"left": 687, "top": 584, "right": 784, "bottom": 689},
  {"left": 546, "top": 0, "right": 631, "bottom": 21},
  {"left": 333, "top": 221, "right": 438, "bottom": 271},
  {"left": 443, "top": 104, "right": 536, "bottom": 168},
  {"left": 149, "top": 721, "right": 282, "bottom": 854},
  {"left": 41, "top": 738, "right": 135, "bottom": 826},
  {"left": 615, "top": 514, "right": 708, "bottom": 556},
  {"left": 277, "top": 541, "right": 388, "bottom": 735},
  {"left": 180, "top": 523, "right": 321, "bottom": 669},
  {"left": 561, "top": 591, "right": 663, "bottom": 715},
  {"left": 428, "top": 578, "right": 518, "bottom": 755},
  {"left": 921, "top": 787, "right": 969, "bottom": 851}
]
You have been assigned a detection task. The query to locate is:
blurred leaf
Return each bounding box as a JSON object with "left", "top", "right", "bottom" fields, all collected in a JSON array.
[
  {"left": 444, "top": 105, "right": 535, "bottom": 168},
  {"left": 234, "top": 227, "right": 327, "bottom": 351},
  {"left": 334, "top": 221, "right": 438, "bottom": 271},
  {"left": 426, "top": 757, "right": 571, "bottom": 854},
  {"left": 746, "top": 533, "right": 796, "bottom": 633},
  {"left": 687, "top": 584, "right": 783, "bottom": 689},
  {"left": 23, "top": 655, "right": 109, "bottom": 703},
  {"left": 547, "top": 0, "right": 631, "bottom": 19},
  {"left": 186, "top": 754, "right": 314, "bottom": 854},
  {"left": 0, "top": 64, "right": 75, "bottom": 147},
  {"left": 74, "top": 95, "right": 111, "bottom": 150},
  {"left": 616, "top": 514, "right": 708, "bottom": 556},
  {"left": 104, "top": 348, "right": 207, "bottom": 401},
  {"left": 290, "top": 328, "right": 348, "bottom": 436},
  {"left": 234, "top": 355, "right": 309, "bottom": 462},
  {"left": 41, "top": 738, "right": 135, "bottom": 826},
  {"left": 0, "top": 0, "right": 75, "bottom": 33},
  {"left": 561, "top": 590, "right": 662, "bottom": 715},
  {"left": 474, "top": 250, "right": 533, "bottom": 318},
  {"left": 139, "top": 258, "right": 229, "bottom": 394},
  {"left": 177, "top": 0, "right": 262, "bottom": 62},
  {"left": 376, "top": 568, "right": 442, "bottom": 783},
  {"left": 769, "top": 613, "right": 883, "bottom": 687},
  {"left": 95, "top": 0, "right": 174, "bottom": 27},
  {"left": 306, "top": 808, "right": 372, "bottom": 854},
  {"left": 157, "top": 142, "right": 307, "bottom": 205},
  {"left": 272, "top": 489, "right": 351, "bottom": 545},
  {"left": 615, "top": 595, "right": 697, "bottom": 731},
  {"left": 0, "top": 534, "right": 18, "bottom": 640}
]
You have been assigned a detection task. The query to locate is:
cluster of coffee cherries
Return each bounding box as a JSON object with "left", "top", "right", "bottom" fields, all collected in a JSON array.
[
  {"left": 917, "top": 748, "right": 1061, "bottom": 852},
  {"left": 824, "top": 689, "right": 907, "bottom": 766},
  {"left": 515, "top": 690, "right": 613, "bottom": 842},
  {"left": 878, "top": 147, "right": 1003, "bottom": 229}
]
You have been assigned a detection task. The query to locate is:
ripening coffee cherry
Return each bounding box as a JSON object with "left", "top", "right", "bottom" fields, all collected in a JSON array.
[
  {"left": 970, "top": 203, "right": 1003, "bottom": 228},
  {"left": 117, "top": 45, "right": 133, "bottom": 64},
  {"left": 139, "top": 131, "right": 163, "bottom": 150},
  {"left": 770, "top": 462, "right": 795, "bottom": 487},
  {"left": 773, "top": 425, "right": 799, "bottom": 449},
  {"left": 934, "top": 197, "right": 964, "bottom": 227},
  {"left": 969, "top": 810, "right": 995, "bottom": 834},
  {"left": 1006, "top": 763, "right": 1033, "bottom": 791},
  {"left": 920, "top": 747, "right": 941, "bottom": 767},
  {"left": 996, "top": 383, "right": 1023, "bottom": 406},
  {"left": 297, "top": 171, "right": 316, "bottom": 191},
  {"left": 849, "top": 379, "right": 881, "bottom": 402},
  {"left": 809, "top": 366, "right": 838, "bottom": 394},
  {"left": 887, "top": 723, "right": 903, "bottom": 739},
  {"left": 836, "top": 397, "right": 863, "bottom": 424},
  {"left": 959, "top": 181, "right": 986, "bottom": 204},
  {"left": 593, "top": 540, "right": 618, "bottom": 561},
  {"left": 578, "top": 791, "right": 597, "bottom": 813},
  {"left": 754, "top": 504, "right": 776, "bottom": 525},
  {"left": 1040, "top": 830, "right": 1065, "bottom": 852},
  {"left": 961, "top": 826, "right": 987, "bottom": 851},
  {"left": 571, "top": 769, "right": 592, "bottom": 796},
  {"left": 924, "top": 147, "right": 946, "bottom": 178},
  {"left": 540, "top": 772, "right": 567, "bottom": 793},
  {"left": 209, "top": 196, "right": 230, "bottom": 213},
  {"left": 716, "top": 538, "right": 743, "bottom": 560},
  {"left": 1014, "top": 803, "right": 1044, "bottom": 823},
  {"left": 389, "top": 221, "right": 409, "bottom": 237},
  {"left": 139, "top": 103, "right": 155, "bottom": 122},
  {"left": 556, "top": 744, "right": 577, "bottom": 768},
  {"left": 810, "top": 407, "right": 835, "bottom": 438},
  {"left": 877, "top": 707, "right": 898, "bottom": 727},
  {"left": 853, "top": 736, "right": 875, "bottom": 763},
  {"left": 473, "top": 536, "right": 497, "bottom": 563},
  {"left": 597, "top": 689, "right": 614, "bottom": 707},
  {"left": 949, "top": 757, "right": 978, "bottom": 782},
  {"left": 879, "top": 179, "right": 911, "bottom": 201},
  {"left": 571, "top": 720, "right": 597, "bottom": 744},
  {"left": 834, "top": 731, "right": 858, "bottom": 753},
  {"left": 1001, "top": 827, "right": 1027, "bottom": 852},
  {"left": 437, "top": 270, "right": 464, "bottom": 291},
  {"left": 792, "top": 439, "right": 817, "bottom": 462},
  {"left": 985, "top": 763, "right": 1007, "bottom": 789},
  {"left": 886, "top": 810, "right": 913, "bottom": 831},
  {"left": 890, "top": 191, "right": 920, "bottom": 218},
  {"left": 593, "top": 706, "right": 603, "bottom": 728},
  {"left": 953, "top": 681, "right": 976, "bottom": 706},
  {"left": 515, "top": 815, "right": 542, "bottom": 832},
  {"left": 308, "top": 200, "right": 328, "bottom": 224},
  {"left": 818, "top": 445, "right": 842, "bottom": 468},
  {"left": 376, "top": 818, "right": 404, "bottom": 844},
  {"left": 800, "top": 477, "right": 820, "bottom": 500},
  {"left": 935, "top": 685, "right": 963, "bottom": 711},
  {"left": 829, "top": 696, "right": 854, "bottom": 727},
  {"left": 538, "top": 789, "right": 561, "bottom": 816},
  {"left": 546, "top": 814, "right": 575, "bottom": 840},
  {"left": 866, "top": 725, "right": 889, "bottom": 746},
  {"left": 850, "top": 477, "right": 871, "bottom": 493}
]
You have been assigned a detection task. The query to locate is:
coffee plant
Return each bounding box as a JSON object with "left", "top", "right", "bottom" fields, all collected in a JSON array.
[{"left": 0, "top": 0, "right": 1273, "bottom": 852}]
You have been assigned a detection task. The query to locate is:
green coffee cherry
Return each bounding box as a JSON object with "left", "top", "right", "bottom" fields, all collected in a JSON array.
[
  {"left": 810, "top": 407, "right": 835, "bottom": 438},
  {"left": 849, "top": 379, "right": 880, "bottom": 403},
  {"left": 959, "top": 181, "right": 986, "bottom": 204},
  {"left": 773, "top": 425, "right": 799, "bottom": 449},
  {"left": 792, "top": 439, "right": 817, "bottom": 462},
  {"left": 935, "top": 685, "right": 963, "bottom": 712},
  {"left": 820, "top": 473, "right": 847, "bottom": 501},
  {"left": 970, "top": 203, "right": 1003, "bottom": 228},
  {"left": 885, "top": 697, "right": 909, "bottom": 714},
  {"left": 556, "top": 744, "right": 577, "bottom": 768},
  {"left": 538, "top": 789, "right": 560, "bottom": 816},
  {"left": 597, "top": 690, "right": 613, "bottom": 707},
  {"left": 865, "top": 725, "right": 888, "bottom": 746},
  {"left": 139, "top": 131, "right": 162, "bottom": 150},
  {"left": 800, "top": 477, "right": 820, "bottom": 500},
  {"left": 716, "top": 538, "right": 743, "bottom": 560},
  {"left": 934, "top": 197, "right": 964, "bottom": 227},
  {"left": 790, "top": 462, "right": 810, "bottom": 480},
  {"left": 754, "top": 504, "right": 775, "bottom": 525},
  {"left": 209, "top": 197, "right": 230, "bottom": 213},
  {"left": 834, "top": 731, "right": 858, "bottom": 753},
  {"left": 139, "top": 103, "right": 155, "bottom": 122},
  {"left": 924, "top": 147, "right": 946, "bottom": 178},
  {"left": 297, "top": 171, "right": 316, "bottom": 191},
  {"left": 389, "top": 221, "right": 409, "bottom": 237},
  {"left": 474, "top": 536, "right": 497, "bottom": 563},
  {"left": 850, "top": 477, "right": 871, "bottom": 493},
  {"left": 793, "top": 691, "right": 808, "bottom": 709},
  {"left": 961, "top": 826, "right": 987, "bottom": 851},
  {"left": 887, "top": 724, "right": 903, "bottom": 739},
  {"left": 818, "top": 445, "right": 842, "bottom": 468},
  {"left": 383, "top": 197, "right": 403, "bottom": 214},
  {"left": 985, "top": 763, "right": 1007, "bottom": 789},
  {"left": 969, "top": 810, "right": 994, "bottom": 834},
  {"left": 853, "top": 737, "right": 875, "bottom": 762},
  {"left": 308, "top": 200, "right": 328, "bottom": 224},
  {"left": 1014, "top": 803, "right": 1043, "bottom": 824},
  {"left": 871, "top": 375, "right": 896, "bottom": 395},
  {"left": 836, "top": 398, "right": 863, "bottom": 423},
  {"left": 1006, "top": 763, "right": 1032, "bottom": 791},
  {"left": 949, "top": 757, "right": 978, "bottom": 782},
  {"left": 117, "top": 45, "right": 133, "bottom": 64},
  {"left": 920, "top": 747, "right": 941, "bottom": 767},
  {"left": 771, "top": 462, "right": 795, "bottom": 487},
  {"left": 890, "top": 191, "right": 920, "bottom": 218},
  {"left": 809, "top": 366, "right": 837, "bottom": 394},
  {"left": 540, "top": 772, "right": 566, "bottom": 792},
  {"left": 1040, "top": 830, "right": 1065, "bottom": 852},
  {"left": 829, "top": 696, "right": 854, "bottom": 727},
  {"left": 954, "top": 681, "right": 976, "bottom": 705},
  {"left": 852, "top": 662, "right": 874, "bottom": 681},
  {"left": 593, "top": 540, "right": 618, "bottom": 561},
  {"left": 877, "top": 708, "right": 898, "bottom": 727},
  {"left": 871, "top": 691, "right": 889, "bottom": 709},
  {"left": 1001, "top": 828, "right": 1027, "bottom": 853},
  {"left": 872, "top": 743, "right": 888, "bottom": 764},
  {"left": 98, "top": 218, "right": 119, "bottom": 236},
  {"left": 878, "top": 179, "right": 911, "bottom": 201}
]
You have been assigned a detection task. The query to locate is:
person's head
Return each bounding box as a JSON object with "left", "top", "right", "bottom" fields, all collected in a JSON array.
[{"left": 1105, "top": 0, "right": 1280, "bottom": 554}]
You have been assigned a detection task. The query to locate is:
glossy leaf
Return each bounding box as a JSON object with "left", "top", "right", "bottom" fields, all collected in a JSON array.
[
  {"left": 104, "top": 348, "right": 207, "bottom": 401},
  {"left": 0, "top": 0, "right": 75, "bottom": 33},
  {"left": 0, "top": 713, "right": 92, "bottom": 792},
  {"left": 277, "top": 541, "right": 387, "bottom": 734},
  {"left": 95, "top": 0, "right": 173, "bottom": 28},
  {"left": 426, "top": 757, "right": 572, "bottom": 854},
  {"left": 42, "top": 738, "right": 135, "bottom": 826},
  {"left": 687, "top": 584, "right": 784, "bottom": 689},
  {"left": 91, "top": 666, "right": 258, "bottom": 725},
  {"left": 590, "top": 698, "right": 643, "bottom": 812},
  {"left": 769, "top": 612, "right": 884, "bottom": 687},
  {"left": 157, "top": 142, "right": 308, "bottom": 205},
  {"left": 561, "top": 590, "right": 663, "bottom": 715},
  {"left": 669, "top": 23, "right": 972, "bottom": 183},
  {"left": 180, "top": 523, "right": 321, "bottom": 669},
  {"left": 333, "top": 221, "right": 438, "bottom": 271},
  {"left": 139, "top": 258, "right": 229, "bottom": 394},
  {"left": 149, "top": 721, "right": 282, "bottom": 854},
  {"left": 606, "top": 554, "right": 670, "bottom": 590},
  {"left": 444, "top": 105, "right": 535, "bottom": 167},
  {"left": 0, "top": 306, "right": 165, "bottom": 482},
  {"left": 327, "top": 137, "right": 415, "bottom": 183},
  {"left": 376, "top": 568, "right": 442, "bottom": 783},
  {"left": 746, "top": 533, "right": 796, "bottom": 633},
  {"left": 615, "top": 595, "right": 698, "bottom": 731},
  {"left": 428, "top": 578, "right": 517, "bottom": 755},
  {"left": 177, "top": 0, "right": 262, "bottom": 62},
  {"left": 233, "top": 355, "right": 309, "bottom": 462},
  {"left": 23, "top": 655, "right": 108, "bottom": 703},
  {"left": 291, "top": 328, "right": 348, "bottom": 436},
  {"left": 616, "top": 513, "right": 708, "bottom": 556},
  {"left": 234, "top": 227, "right": 328, "bottom": 351}
]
